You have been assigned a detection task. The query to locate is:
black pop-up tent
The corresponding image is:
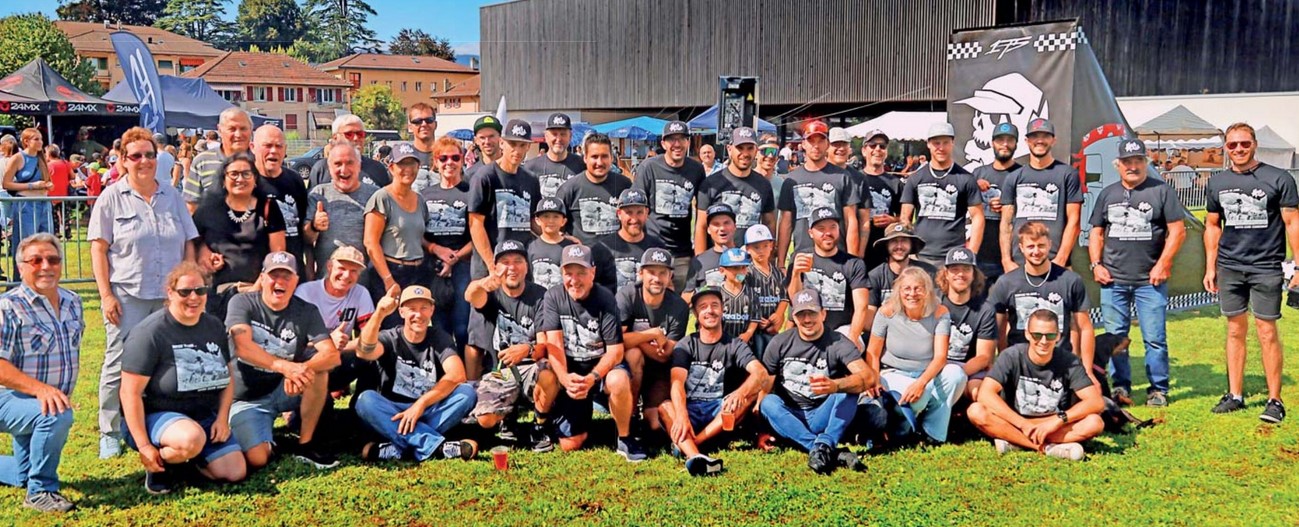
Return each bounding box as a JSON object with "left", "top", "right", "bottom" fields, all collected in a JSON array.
[
  {"left": 103, "top": 75, "right": 281, "bottom": 130},
  {"left": 0, "top": 57, "right": 139, "bottom": 143}
]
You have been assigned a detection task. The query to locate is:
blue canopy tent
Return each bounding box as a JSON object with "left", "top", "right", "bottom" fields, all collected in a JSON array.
[
  {"left": 592, "top": 116, "right": 670, "bottom": 139},
  {"left": 103, "top": 75, "right": 280, "bottom": 129},
  {"left": 687, "top": 105, "right": 778, "bottom": 133},
  {"left": 446, "top": 129, "right": 474, "bottom": 140}
]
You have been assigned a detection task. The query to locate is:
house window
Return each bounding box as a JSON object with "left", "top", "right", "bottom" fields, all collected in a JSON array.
[
  {"left": 386, "top": 80, "right": 392, "bottom": 88},
  {"left": 401, "top": 81, "right": 407, "bottom": 92},
  {"left": 446, "top": 98, "right": 461, "bottom": 109},
  {"left": 157, "top": 60, "right": 174, "bottom": 71},
  {"left": 285, "top": 113, "right": 298, "bottom": 130},
  {"left": 217, "top": 90, "right": 241, "bottom": 102},
  {"left": 283, "top": 88, "right": 300, "bottom": 102},
  {"left": 429, "top": 82, "right": 438, "bottom": 94},
  {"left": 95, "top": 57, "right": 109, "bottom": 72},
  {"left": 349, "top": 72, "right": 361, "bottom": 88},
  {"left": 318, "top": 88, "right": 337, "bottom": 104},
  {"left": 370, "top": 80, "right": 377, "bottom": 85},
  {"left": 252, "top": 86, "right": 269, "bottom": 102},
  {"left": 444, "top": 79, "right": 452, "bottom": 92},
  {"left": 415, "top": 81, "right": 422, "bottom": 92}
]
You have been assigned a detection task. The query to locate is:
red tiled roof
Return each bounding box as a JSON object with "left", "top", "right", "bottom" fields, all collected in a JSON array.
[
  {"left": 433, "top": 76, "right": 481, "bottom": 98},
  {"left": 181, "top": 52, "right": 351, "bottom": 87},
  {"left": 319, "top": 53, "right": 475, "bottom": 74},
  {"left": 54, "top": 21, "right": 224, "bottom": 57}
]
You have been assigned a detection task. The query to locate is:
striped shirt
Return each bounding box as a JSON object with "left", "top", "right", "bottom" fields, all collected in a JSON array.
[
  {"left": 0, "top": 285, "right": 84, "bottom": 395},
  {"left": 720, "top": 283, "right": 756, "bottom": 340},
  {"left": 746, "top": 262, "right": 788, "bottom": 320},
  {"left": 182, "top": 149, "right": 229, "bottom": 203}
]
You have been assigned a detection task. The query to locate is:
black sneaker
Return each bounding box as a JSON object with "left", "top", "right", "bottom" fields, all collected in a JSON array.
[
  {"left": 439, "top": 439, "right": 479, "bottom": 460},
  {"left": 616, "top": 436, "right": 648, "bottom": 463},
  {"left": 1211, "top": 393, "right": 1246, "bottom": 414},
  {"left": 530, "top": 424, "right": 555, "bottom": 453},
  {"left": 835, "top": 448, "right": 866, "bottom": 472},
  {"left": 684, "top": 455, "right": 724, "bottom": 477},
  {"left": 293, "top": 442, "right": 340, "bottom": 469},
  {"left": 144, "top": 470, "right": 175, "bottom": 495},
  {"left": 361, "top": 442, "right": 404, "bottom": 462},
  {"left": 1260, "top": 398, "right": 1286, "bottom": 423},
  {"left": 498, "top": 418, "right": 520, "bottom": 444},
  {"left": 23, "top": 491, "right": 75, "bottom": 513},
  {"left": 808, "top": 443, "right": 836, "bottom": 475}
]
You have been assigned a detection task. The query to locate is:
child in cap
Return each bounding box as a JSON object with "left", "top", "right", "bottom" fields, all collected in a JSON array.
[
  {"left": 743, "top": 224, "right": 788, "bottom": 356},
  {"left": 718, "top": 248, "right": 759, "bottom": 343}
]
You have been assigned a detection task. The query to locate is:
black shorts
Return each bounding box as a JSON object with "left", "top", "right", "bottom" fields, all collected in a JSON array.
[
  {"left": 1218, "top": 267, "right": 1283, "bottom": 321},
  {"left": 553, "top": 362, "right": 630, "bottom": 438}
]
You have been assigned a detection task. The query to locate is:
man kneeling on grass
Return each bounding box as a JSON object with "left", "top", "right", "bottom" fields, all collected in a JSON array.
[
  {"left": 659, "top": 287, "right": 767, "bottom": 476},
  {"left": 355, "top": 285, "right": 479, "bottom": 462},
  {"left": 968, "top": 309, "right": 1104, "bottom": 461}
]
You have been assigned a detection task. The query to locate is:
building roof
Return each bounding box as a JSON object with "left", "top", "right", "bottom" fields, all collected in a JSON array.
[
  {"left": 54, "top": 21, "right": 224, "bottom": 58},
  {"left": 320, "top": 53, "right": 476, "bottom": 74},
  {"left": 433, "top": 76, "right": 481, "bottom": 99},
  {"left": 180, "top": 52, "right": 351, "bottom": 87}
]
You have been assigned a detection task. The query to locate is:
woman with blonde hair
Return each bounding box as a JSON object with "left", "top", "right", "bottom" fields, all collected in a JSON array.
[
  {"left": 865, "top": 266, "right": 967, "bottom": 443},
  {"left": 2, "top": 128, "right": 53, "bottom": 258}
]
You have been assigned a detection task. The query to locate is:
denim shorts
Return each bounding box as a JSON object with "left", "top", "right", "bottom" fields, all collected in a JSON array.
[
  {"left": 1218, "top": 267, "right": 1283, "bottom": 321},
  {"left": 229, "top": 383, "right": 301, "bottom": 452},
  {"left": 686, "top": 399, "right": 722, "bottom": 431},
  {"left": 125, "top": 410, "right": 242, "bottom": 467}
]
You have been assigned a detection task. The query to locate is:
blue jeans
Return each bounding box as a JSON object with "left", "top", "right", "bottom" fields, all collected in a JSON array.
[
  {"left": 1102, "top": 282, "right": 1170, "bottom": 393},
  {"left": 880, "top": 365, "right": 967, "bottom": 442},
  {"left": 0, "top": 391, "right": 74, "bottom": 495},
  {"left": 433, "top": 260, "right": 471, "bottom": 349},
  {"left": 354, "top": 385, "right": 476, "bottom": 461},
  {"left": 759, "top": 393, "right": 857, "bottom": 451},
  {"left": 10, "top": 201, "right": 52, "bottom": 256}
]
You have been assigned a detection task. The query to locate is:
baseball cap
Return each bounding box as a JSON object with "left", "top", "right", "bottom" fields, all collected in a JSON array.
[
  {"left": 828, "top": 127, "right": 853, "bottom": 144},
  {"left": 534, "top": 197, "right": 565, "bottom": 217},
  {"left": 262, "top": 251, "right": 297, "bottom": 274},
  {"left": 945, "top": 246, "right": 977, "bottom": 267},
  {"left": 801, "top": 120, "right": 829, "bottom": 139},
  {"left": 691, "top": 286, "right": 723, "bottom": 308},
  {"left": 388, "top": 142, "right": 419, "bottom": 164},
  {"left": 706, "top": 203, "right": 736, "bottom": 222},
  {"left": 641, "top": 247, "right": 673, "bottom": 269},
  {"left": 720, "top": 247, "right": 752, "bottom": 267},
  {"left": 561, "top": 244, "right": 594, "bottom": 269},
  {"left": 473, "top": 115, "right": 502, "bottom": 133},
  {"left": 1026, "top": 118, "right": 1055, "bottom": 136},
  {"left": 496, "top": 239, "right": 527, "bottom": 259},
  {"left": 546, "top": 113, "right": 573, "bottom": 130},
  {"left": 863, "top": 129, "right": 889, "bottom": 142},
  {"left": 927, "top": 122, "right": 956, "bottom": 140},
  {"left": 791, "top": 289, "right": 822, "bottom": 315},
  {"left": 399, "top": 285, "right": 434, "bottom": 306},
  {"left": 1117, "top": 138, "right": 1147, "bottom": 159},
  {"left": 810, "top": 206, "right": 840, "bottom": 226},
  {"left": 730, "top": 126, "right": 757, "bottom": 146},
  {"left": 502, "top": 119, "right": 532, "bottom": 142},
  {"left": 662, "top": 120, "right": 689, "bottom": 138},
  {"left": 745, "top": 224, "right": 774, "bottom": 245},
  {"left": 617, "top": 188, "right": 649, "bottom": 209},
  {"left": 329, "top": 245, "right": 366, "bottom": 267},
  {"left": 992, "top": 122, "right": 1019, "bottom": 139}
]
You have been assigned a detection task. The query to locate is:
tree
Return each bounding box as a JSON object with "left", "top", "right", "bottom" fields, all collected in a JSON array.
[
  {"left": 350, "top": 84, "right": 403, "bottom": 131},
  {"left": 300, "top": 0, "right": 380, "bottom": 62},
  {"left": 235, "top": 0, "right": 305, "bottom": 51},
  {"left": 388, "top": 28, "right": 455, "bottom": 61},
  {"left": 0, "top": 13, "right": 100, "bottom": 94},
  {"left": 155, "top": 0, "right": 236, "bottom": 49},
  {"left": 56, "top": 0, "right": 168, "bottom": 25}
]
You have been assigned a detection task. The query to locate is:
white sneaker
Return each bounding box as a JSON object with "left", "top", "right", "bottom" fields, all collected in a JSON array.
[
  {"left": 1044, "top": 442, "right": 1085, "bottom": 461},
  {"left": 993, "top": 439, "right": 1027, "bottom": 455},
  {"left": 98, "top": 434, "right": 121, "bottom": 459}
]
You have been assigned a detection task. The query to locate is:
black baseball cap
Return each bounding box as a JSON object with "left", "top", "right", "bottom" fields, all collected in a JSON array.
[
  {"left": 502, "top": 119, "right": 532, "bottom": 142},
  {"left": 496, "top": 239, "right": 527, "bottom": 259},
  {"left": 618, "top": 189, "right": 649, "bottom": 209},
  {"left": 706, "top": 203, "right": 736, "bottom": 222},
  {"left": 546, "top": 113, "right": 573, "bottom": 130},
  {"left": 534, "top": 197, "right": 565, "bottom": 217},
  {"left": 663, "top": 120, "right": 689, "bottom": 138}
]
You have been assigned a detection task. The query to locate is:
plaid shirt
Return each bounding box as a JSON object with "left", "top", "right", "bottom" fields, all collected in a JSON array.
[{"left": 0, "top": 284, "right": 84, "bottom": 395}]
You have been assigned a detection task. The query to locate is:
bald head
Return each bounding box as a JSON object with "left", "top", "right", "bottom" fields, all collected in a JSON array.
[
  {"left": 218, "top": 107, "right": 253, "bottom": 155},
  {"left": 253, "top": 125, "right": 286, "bottom": 177}
]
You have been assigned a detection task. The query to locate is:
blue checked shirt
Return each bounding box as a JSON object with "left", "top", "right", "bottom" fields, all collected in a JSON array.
[{"left": 0, "top": 284, "right": 84, "bottom": 395}]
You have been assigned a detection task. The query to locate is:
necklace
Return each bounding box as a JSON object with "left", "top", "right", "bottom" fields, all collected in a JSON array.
[
  {"left": 227, "top": 206, "right": 255, "bottom": 224},
  {"left": 1024, "top": 266, "right": 1050, "bottom": 288},
  {"left": 930, "top": 164, "right": 953, "bottom": 179}
]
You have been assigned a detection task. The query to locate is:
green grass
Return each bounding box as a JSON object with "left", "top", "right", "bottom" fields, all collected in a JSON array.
[{"left": 4, "top": 294, "right": 1299, "bottom": 526}]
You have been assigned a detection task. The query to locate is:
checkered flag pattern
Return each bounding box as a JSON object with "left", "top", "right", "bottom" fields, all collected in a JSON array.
[
  {"left": 947, "top": 41, "right": 982, "bottom": 61},
  {"left": 1034, "top": 28, "right": 1088, "bottom": 53}
]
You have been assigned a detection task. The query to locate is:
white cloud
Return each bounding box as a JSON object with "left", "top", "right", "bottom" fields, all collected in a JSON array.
[{"left": 452, "top": 41, "right": 481, "bottom": 56}]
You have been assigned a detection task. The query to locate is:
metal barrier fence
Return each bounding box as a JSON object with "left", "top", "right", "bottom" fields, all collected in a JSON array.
[
  {"left": 1161, "top": 168, "right": 1299, "bottom": 211},
  {"left": 0, "top": 195, "right": 96, "bottom": 288}
]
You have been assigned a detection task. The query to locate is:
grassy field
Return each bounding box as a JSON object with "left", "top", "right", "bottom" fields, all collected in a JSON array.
[{"left": 3, "top": 291, "right": 1299, "bottom": 526}]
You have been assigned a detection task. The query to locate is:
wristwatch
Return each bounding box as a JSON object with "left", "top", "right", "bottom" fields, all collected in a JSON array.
[
  {"left": 1088, "top": 262, "right": 1100, "bottom": 271},
  {"left": 1056, "top": 410, "right": 1069, "bottom": 423}
]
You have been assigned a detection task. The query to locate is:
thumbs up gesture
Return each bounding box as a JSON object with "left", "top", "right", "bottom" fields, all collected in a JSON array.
[
  {"left": 312, "top": 201, "right": 329, "bottom": 231},
  {"left": 375, "top": 284, "right": 401, "bottom": 316}
]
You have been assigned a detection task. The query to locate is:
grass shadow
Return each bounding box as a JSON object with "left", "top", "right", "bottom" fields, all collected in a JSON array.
[{"left": 1169, "top": 363, "right": 1293, "bottom": 401}]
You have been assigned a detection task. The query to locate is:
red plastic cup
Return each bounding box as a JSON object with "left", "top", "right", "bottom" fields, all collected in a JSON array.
[
  {"left": 721, "top": 410, "right": 736, "bottom": 432},
  {"left": 491, "top": 446, "right": 509, "bottom": 471}
]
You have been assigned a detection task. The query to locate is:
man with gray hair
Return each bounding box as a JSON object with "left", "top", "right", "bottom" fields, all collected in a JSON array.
[
  {"left": 183, "top": 107, "right": 252, "bottom": 212},
  {"left": 306, "top": 139, "right": 379, "bottom": 277},
  {"left": 308, "top": 114, "right": 391, "bottom": 189}
]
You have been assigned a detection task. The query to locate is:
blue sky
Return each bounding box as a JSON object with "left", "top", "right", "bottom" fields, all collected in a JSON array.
[{"left": 2, "top": 0, "right": 498, "bottom": 55}]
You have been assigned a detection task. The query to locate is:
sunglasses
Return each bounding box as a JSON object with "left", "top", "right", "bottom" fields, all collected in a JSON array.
[
  {"left": 22, "top": 255, "right": 62, "bottom": 266},
  {"left": 174, "top": 286, "right": 209, "bottom": 297},
  {"left": 1028, "top": 332, "right": 1059, "bottom": 342},
  {"left": 863, "top": 142, "right": 888, "bottom": 150},
  {"left": 758, "top": 147, "right": 779, "bottom": 157},
  {"left": 437, "top": 154, "right": 462, "bottom": 162},
  {"left": 226, "top": 170, "right": 255, "bottom": 180},
  {"left": 125, "top": 151, "right": 158, "bottom": 161},
  {"left": 410, "top": 117, "right": 436, "bottom": 126},
  {"left": 342, "top": 130, "right": 366, "bottom": 139},
  {"left": 1226, "top": 141, "right": 1253, "bottom": 150}
]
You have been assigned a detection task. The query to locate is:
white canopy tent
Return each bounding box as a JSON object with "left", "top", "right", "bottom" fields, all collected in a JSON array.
[
  {"left": 844, "top": 111, "right": 947, "bottom": 141},
  {"left": 1256, "top": 125, "right": 1296, "bottom": 169}
]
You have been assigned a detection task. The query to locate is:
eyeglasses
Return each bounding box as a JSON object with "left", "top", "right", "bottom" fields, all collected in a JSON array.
[
  {"left": 758, "top": 147, "right": 779, "bottom": 157},
  {"left": 409, "top": 117, "right": 436, "bottom": 126},
  {"left": 226, "top": 170, "right": 255, "bottom": 180},
  {"left": 125, "top": 151, "right": 157, "bottom": 161},
  {"left": 22, "top": 255, "right": 62, "bottom": 266},
  {"left": 1028, "top": 332, "right": 1059, "bottom": 342},
  {"left": 1226, "top": 141, "right": 1254, "bottom": 150},
  {"left": 863, "top": 142, "right": 888, "bottom": 150},
  {"left": 437, "top": 154, "right": 462, "bottom": 162},
  {"left": 174, "top": 286, "right": 209, "bottom": 297},
  {"left": 342, "top": 130, "right": 366, "bottom": 140}
]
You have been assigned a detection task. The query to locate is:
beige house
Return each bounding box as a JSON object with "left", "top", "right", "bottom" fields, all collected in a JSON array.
[
  {"left": 319, "top": 53, "right": 478, "bottom": 111},
  {"left": 432, "top": 76, "right": 481, "bottom": 113},
  {"left": 181, "top": 52, "right": 351, "bottom": 140},
  {"left": 55, "top": 20, "right": 225, "bottom": 92}
]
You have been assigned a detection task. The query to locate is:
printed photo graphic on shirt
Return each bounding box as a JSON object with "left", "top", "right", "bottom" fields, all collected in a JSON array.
[
  {"left": 1106, "top": 201, "right": 1154, "bottom": 241},
  {"left": 917, "top": 183, "right": 959, "bottom": 220},
  {"left": 278, "top": 196, "right": 300, "bottom": 237},
  {"left": 780, "top": 357, "right": 828, "bottom": 400},
  {"left": 981, "top": 185, "right": 1002, "bottom": 220},
  {"left": 803, "top": 269, "right": 847, "bottom": 310},
  {"left": 1015, "top": 375, "right": 1067, "bottom": 417},
  {"left": 947, "top": 322, "right": 975, "bottom": 361},
  {"left": 243, "top": 322, "right": 296, "bottom": 372},
  {"left": 174, "top": 342, "right": 230, "bottom": 392},
  {"left": 794, "top": 183, "right": 837, "bottom": 220},
  {"left": 686, "top": 360, "right": 726, "bottom": 400},
  {"left": 718, "top": 191, "right": 763, "bottom": 228},
  {"left": 496, "top": 190, "right": 532, "bottom": 230},
  {"left": 579, "top": 199, "right": 620, "bottom": 235},
  {"left": 392, "top": 358, "right": 438, "bottom": 400},
  {"left": 532, "top": 260, "right": 562, "bottom": 289},
  {"left": 1219, "top": 189, "right": 1268, "bottom": 229},
  {"left": 1013, "top": 292, "right": 1065, "bottom": 331},
  {"left": 493, "top": 312, "right": 532, "bottom": 351},
  {"left": 539, "top": 174, "right": 568, "bottom": 199},
  {"left": 1014, "top": 183, "right": 1060, "bottom": 221},
  {"left": 870, "top": 187, "right": 893, "bottom": 216},
  {"left": 615, "top": 258, "right": 639, "bottom": 288},
  {"left": 559, "top": 316, "right": 605, "bottom": 361},
  {"left": 654, "top": 180, "right": 694, "bottom": 217},
  {"left": 425, "top": 199, "right": 468, "bottom": 235}
]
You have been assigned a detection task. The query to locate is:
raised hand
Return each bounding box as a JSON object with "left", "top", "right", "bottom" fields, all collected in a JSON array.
[
  {"left": 375, "top": 284, "right": 401, "bottom": 315},
  {"left": 313, "top": 201, "right": 329, "bottom": 231}
]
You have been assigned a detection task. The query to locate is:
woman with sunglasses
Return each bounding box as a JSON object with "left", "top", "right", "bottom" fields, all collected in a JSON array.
[
  {"left": 89, "top": 126, "right": 201, "bottom": 459},
  {"left": 120, "top": 262, "right": 248, "bottom": 494},
  {"left": 419, "top": 137, "right": 474, "bottom": 348},
  {"left": 2, "top": 128, "right": 54, "bottom": 258},
  {"left": 193, "top": 152, "right": 286, "bottom": 295},
  {"left": 363, "top": 142, "right": 429, "bottom": 327}
]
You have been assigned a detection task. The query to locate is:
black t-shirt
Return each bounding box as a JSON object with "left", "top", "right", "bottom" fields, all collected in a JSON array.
[
  {"left": 469, "top": 283, "right": 547, "bottom": 360},
  {"left": 524, "top": 154, "right": 588, "bottom": 199},
  {"left": 1089, "top": 177, "right": 1185, "bottom": 283},
  {"left": 797, "top": 251, "right": 869, "bottom": 330},
  {"left": 686, "top": 248, "right": 725, "bottom": 293},
  {"left": 633, "top": 156, "right": 706, "bottom": 257},
  {"left": 747, "top": 263, "right": 788, "bottom": 320},
  {"left": 972, "top": 163, "right": 1018, "bottom": 264},
  {"left": 225, "top": 292, "right": 329, "bottom": 400},
  {"left": 1003, "top": 161, "right": 1083, "bottom": 262},
  {"left": 309, "top": 157, "right": 391, "bottom": 189},
  {"left": 942, "top": 295, "right": 998, "bottom": 363},
  {"left": 420, "top": 179, "right": 473, "bottom": 250},
  {"left": 615, "top": 283, "right": 690, "bottom": 342},
  {"left": 526, "top": 236, "right": 617, "bottom": 292},
  {"left": 672, "top": 333, "right": 758, "bottom": 402},
  {"left": 865, "top": 261, "right": 938, "bottom": 307},
  {"left": 375, "top": 326, "right": 459, "bottom": 404},
  {"left": 122, "top": 310, "right": 232, "bottom": 416},
  {"left": 696, "top": 169, "right": 776, "bottom": 238},
  {"left": 469, "top": 163, "right": 541, "bottom": 247},
  {"left": 762, "top": 329, "right": 862, "bottom": 409},
  {"left": 259, "top": 173, "right": 308, "bottom": 258},
  {"left": 539, "top": 284, "right": 624, "bottom": 373},
  {"left": 555, "top": 172, "right": 632, "bottom": 245},
  {"left": 988, "top": 343, "right": 1094, "bottom": 417},
  {"left": 1205, "top": 163, "right": 1299, "bottom": 273},
  {"left": 779, "top": 164, "right": 854, "bottom": 254},
  {"left": 843, "top": 166, "right": 870, "bottom": 210},
  {"left": 862, "top": 171, "right": 902, "bottom": 247},
  {"left": 988, "top": 265, "right": 1090, "bottom": 349},
  {"left": 194, "top": 195, "right": 287, "bottom": 286},
  {"left": 901, "top": 163, "right": 981, "bottom": 261},
  {"left": 596, "top": 232, "right": 666, "bottom": 290}
]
